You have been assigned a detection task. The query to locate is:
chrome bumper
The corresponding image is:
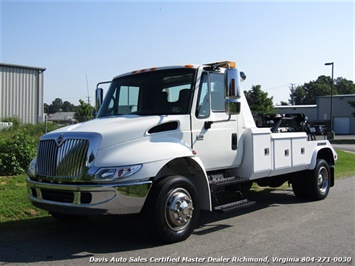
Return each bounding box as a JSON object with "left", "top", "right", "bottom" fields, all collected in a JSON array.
[{"left": 27, "top": 178, "right": 152, "bottom": 215}]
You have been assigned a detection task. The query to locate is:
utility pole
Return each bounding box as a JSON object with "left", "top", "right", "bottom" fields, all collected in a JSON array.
[
  {"left": 86, "top": 74, "right": 91, "bottom": 104},
  {"left": 324, "top": 62, "right": 334, "bottom": 139}
]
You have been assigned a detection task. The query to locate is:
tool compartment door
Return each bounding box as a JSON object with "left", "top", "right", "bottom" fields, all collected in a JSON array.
[
  {"left": 291, "top": 136, "right": 308, "bottom": 167},
  {"left": 252, "top": 130, "right": 272, "bottom": 173}
]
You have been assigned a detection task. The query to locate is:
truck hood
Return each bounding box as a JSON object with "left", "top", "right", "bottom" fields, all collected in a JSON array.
[{"left": 46, "top": 115, "right": 184, "bottom": 150}]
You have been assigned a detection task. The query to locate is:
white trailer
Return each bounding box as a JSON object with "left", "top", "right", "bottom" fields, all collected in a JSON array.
[{"left": 27, "top": 61, "right": 337, "bottom": 243}]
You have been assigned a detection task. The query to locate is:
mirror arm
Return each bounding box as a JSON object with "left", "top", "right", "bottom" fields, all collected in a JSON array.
[
  {"left": 95, "top": 81, "right": 111, "bottom": 112},
  {"left": 204, "top": 114, "right": 232, "bottom": 130}
]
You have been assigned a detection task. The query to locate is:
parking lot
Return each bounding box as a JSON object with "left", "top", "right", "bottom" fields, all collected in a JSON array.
[{"left": 1, "top": 176, "right": 354, "bottom": 266}]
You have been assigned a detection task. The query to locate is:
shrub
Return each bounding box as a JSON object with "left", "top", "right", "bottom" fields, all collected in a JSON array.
[
  {"left": 0, "top": 121, "right": 62, "bottom": 176},
  {"left": 0, "top": 130, "right": 37, "bottom": 175}
]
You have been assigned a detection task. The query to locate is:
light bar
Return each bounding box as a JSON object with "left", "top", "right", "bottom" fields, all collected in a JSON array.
[
  {"left": 132, "top": 67, "right": 157, "bottom": 74},
  {"left": 205, "top": 61, "right": 236, "bottom": 69}
]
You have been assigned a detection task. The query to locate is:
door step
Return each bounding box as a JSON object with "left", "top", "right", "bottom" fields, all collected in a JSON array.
[
  {"left": 214, "top": 199, "right": 255, "bottom": 213},
  {"left": 209, "top": 176, "right": 248, "bottom": 187}
]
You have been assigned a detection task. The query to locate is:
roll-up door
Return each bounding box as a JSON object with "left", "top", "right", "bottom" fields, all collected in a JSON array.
[{"left": 334, "top": 117, "right": 350, "bottom": 134}]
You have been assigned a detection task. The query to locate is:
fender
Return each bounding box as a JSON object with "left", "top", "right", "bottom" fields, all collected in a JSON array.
[
  {"left": 97, "top": 137, "right": 213, "bottom": 211},
  {"left": 154, "top": 156, "right": 212, "bottom": 211},
  {"left": 308, "top": 143, "right": 337, "bottom": 170},
  {"left": 189, "top": 156, "right": 212, "bottom": 211}
]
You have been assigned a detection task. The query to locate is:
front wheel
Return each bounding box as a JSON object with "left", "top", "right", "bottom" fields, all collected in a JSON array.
[{"left": 148, "top": 176, "right": 200, "bottom": 243}]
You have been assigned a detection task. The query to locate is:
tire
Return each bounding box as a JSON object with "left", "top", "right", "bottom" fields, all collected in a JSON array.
[
  {"left": 148, "top": 176, "right": 200, "bottom": 243},
  {"left": 292, "top": 174, "right": 309, "bottom": 199},
  {"left": 307, "top": 159, "right": 331, "bottom": 200}
]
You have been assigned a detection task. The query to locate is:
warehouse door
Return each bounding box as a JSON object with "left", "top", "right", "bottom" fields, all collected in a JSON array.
[{"left": 334, "top": 117, "right": 350, "bottom": 134}]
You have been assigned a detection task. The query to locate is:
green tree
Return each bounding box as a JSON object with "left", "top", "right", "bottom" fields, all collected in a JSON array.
[
  {"left": 48, "top": 98, "right": 63, "bottom": 114},
  {"left": 280, "top": 101, "right": 288, "bottom": 106},
  {"left": 44, "top": 103, "right": 50, "bottom": 114},
  {"left": 289, "top": 84, "right": 306, "bottom": 105},
  {"left": 244, "top": 85, "right": 274, "bottom": 114},
  {"left": 289, "top": 76, "right": 331, "bottom": 105},
  {"left": 45, "top": 98, "right": 77, "bottom": 114},
  {"left": 288, "top": 76, "right": 355, "bottom": 105},
  {"left": 303, "top": 79, "right": 331, "bottom": 104},
  {"left": 74, "top": 99, "right": 94, "bottom": 122},
  {"left": 62, "top": 101, "right": 77, "bottom": 112},
  {"left": 335, "top": 77, "right": 355, "bottom": 94}
]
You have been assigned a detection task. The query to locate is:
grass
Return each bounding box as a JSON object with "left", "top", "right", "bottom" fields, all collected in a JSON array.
[
  {"left": 0, "top": 175, "right": 49, "bottom": 223},
  {"left": 0, "top": 149, "right": 354, "bottom": 224},
  {"left": 334, "top": 149, "right": 355, "bottom": 178},
  {"left": 330, "top": 139, "right": 355, "bottom": 145}
]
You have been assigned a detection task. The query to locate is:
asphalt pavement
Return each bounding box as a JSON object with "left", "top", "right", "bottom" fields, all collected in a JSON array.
[
  {"left": 317, "top": 134, "right": 355, "bottom": 153},
  {"left": 1, "top": 176, "right": 354, "bottom": 266}
]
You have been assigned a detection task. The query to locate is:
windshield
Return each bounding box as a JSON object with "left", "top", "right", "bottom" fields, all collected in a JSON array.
[{"left": 97, "top": 68, "right": 196, "bottom": 117}]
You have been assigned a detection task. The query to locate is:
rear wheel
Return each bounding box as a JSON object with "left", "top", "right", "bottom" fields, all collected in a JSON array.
[
  {"left": 147, "top": 176, "right": 200, "bottom": 243},
  {"left": 292, "top": 159, "right": 331, "bottom": 200},
  {"left": 307, "top": 159, "right": 330, "bottom": 200}
]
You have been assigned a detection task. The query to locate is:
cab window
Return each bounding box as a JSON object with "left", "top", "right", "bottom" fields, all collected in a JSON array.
[
  {"left": 210, "top": 73, "right": 225, "bottom": 112},
  {"left": 196, "top": 72, "right": 210, "bottom": 118},
  {"left": 196, "top": 72, "right": 225, "bottom": 118}
]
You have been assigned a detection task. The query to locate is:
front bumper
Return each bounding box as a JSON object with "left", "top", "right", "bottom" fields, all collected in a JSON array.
[{"left": 27, "top": 178, "right": 152, "bottom": 215}]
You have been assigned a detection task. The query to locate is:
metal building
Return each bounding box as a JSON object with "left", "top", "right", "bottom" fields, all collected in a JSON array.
[
  {"left": 0, "top": 63, "right": 46, "bottom": 124},
  {"left": 317, "top": 94, "right": 355, "bottom": 134},
  {"left": 273, "top": 105, "right": 317, "bottom": 121},
  {"left": 274, "top": 94, "right": 355, "bottom": 134}
]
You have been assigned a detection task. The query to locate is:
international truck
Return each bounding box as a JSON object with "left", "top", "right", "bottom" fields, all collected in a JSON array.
[{"left": 27, "top": 61, "right": 337, "bottom": 243}]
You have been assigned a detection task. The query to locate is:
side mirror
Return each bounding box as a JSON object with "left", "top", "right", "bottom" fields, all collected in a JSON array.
[
  {"left": 225, "top": 68, "right": 245, "bottom": 115},
  {"left": 95, "top": 87, "right": 103, "bottom": 111},
  {"left": 225, "top": 99, "right": 241, "bottom": 115},
  {"left": 225, "top": 68, "right": 241, "bottom": 99}
]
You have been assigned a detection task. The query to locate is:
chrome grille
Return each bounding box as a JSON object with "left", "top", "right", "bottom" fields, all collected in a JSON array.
[{"left": 37, "top": 139, "right": 89, "bottom": 178}]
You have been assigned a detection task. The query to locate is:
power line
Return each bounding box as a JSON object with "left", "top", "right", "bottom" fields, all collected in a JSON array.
[{"left": 266, "top": 83, "right": 302, "bottom": 90}]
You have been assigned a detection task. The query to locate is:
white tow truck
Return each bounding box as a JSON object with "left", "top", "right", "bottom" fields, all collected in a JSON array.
[{"left": 27, "top": 61, "right": 337, "bottom": 243}]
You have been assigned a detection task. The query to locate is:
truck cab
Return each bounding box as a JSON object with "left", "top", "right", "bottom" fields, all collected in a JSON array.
[{"left": 27, "top": 61, "right": 336, "bottom": 243}]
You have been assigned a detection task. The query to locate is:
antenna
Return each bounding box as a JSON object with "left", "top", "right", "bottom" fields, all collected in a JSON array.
[{"left": 86, "top": 74, "right": 90, "bottom": 104}]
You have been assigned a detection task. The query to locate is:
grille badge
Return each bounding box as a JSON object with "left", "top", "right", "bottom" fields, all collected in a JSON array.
[{"left": 55, "top": 135, "right": 64, "bottom": 147}]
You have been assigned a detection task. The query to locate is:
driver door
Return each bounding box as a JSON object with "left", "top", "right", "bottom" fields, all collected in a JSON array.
[{"left": 191, "top": 71, "right": 239, "bottom": 171}]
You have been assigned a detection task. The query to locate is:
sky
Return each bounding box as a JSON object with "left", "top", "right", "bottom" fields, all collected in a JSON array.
[{"left": 1, "top": 0, "right": 354, "bottom": 106}]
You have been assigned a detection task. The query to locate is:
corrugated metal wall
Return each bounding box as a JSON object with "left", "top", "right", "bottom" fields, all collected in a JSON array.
[
  {"left": 0, "top": 63, "right": 45, "bottom": 124},
  {"left": 317, "top": 94, "right": 355, "bottom": 134}
]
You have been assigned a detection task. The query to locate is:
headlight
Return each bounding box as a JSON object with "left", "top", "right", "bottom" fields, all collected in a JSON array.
[
  {"left": 27, "top": 158, "right": 37, "bottom": 178},
  {"left": 95, "top": 164, "right": 142, "bottom": 181}
]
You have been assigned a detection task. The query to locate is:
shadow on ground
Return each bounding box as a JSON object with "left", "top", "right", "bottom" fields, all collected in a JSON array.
[{"left": 0, "top": 187, "right": 304, "bottom": 263}]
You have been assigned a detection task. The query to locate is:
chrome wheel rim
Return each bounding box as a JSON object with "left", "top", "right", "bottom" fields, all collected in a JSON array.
[
  {"left": 165, "top": 188, "right": 194, "bottom": 231},
  {"left": 317, "top": 166, "right": 329, "bottom": 194}
]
